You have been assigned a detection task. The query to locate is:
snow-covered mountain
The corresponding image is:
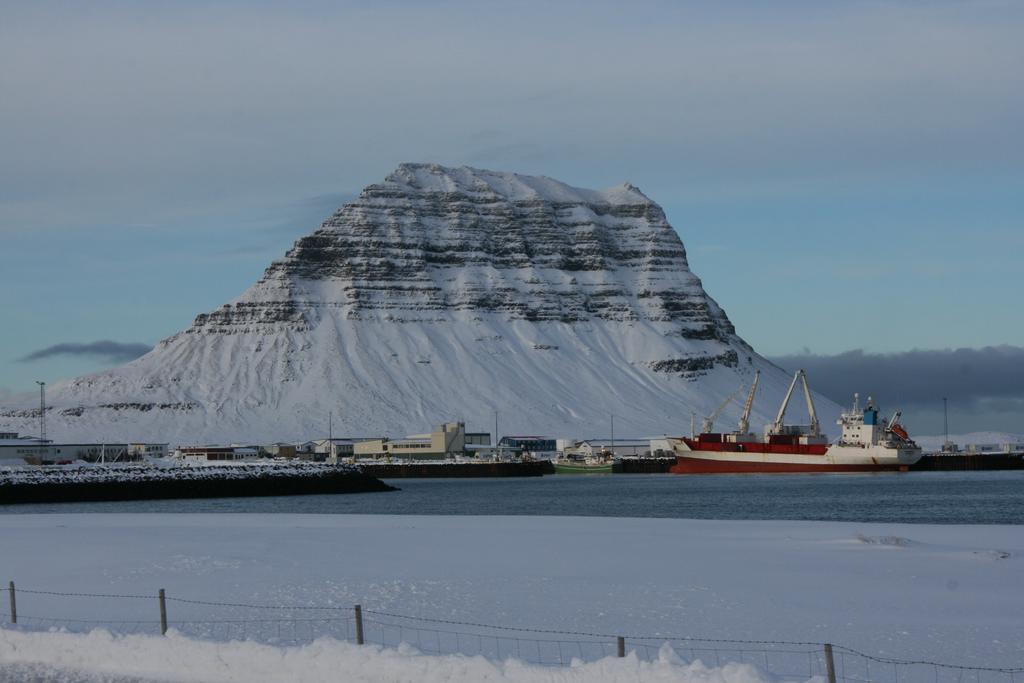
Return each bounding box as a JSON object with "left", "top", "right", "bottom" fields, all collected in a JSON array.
[{"left": 1, "top": 163, "right": 839, "bottom": 444}]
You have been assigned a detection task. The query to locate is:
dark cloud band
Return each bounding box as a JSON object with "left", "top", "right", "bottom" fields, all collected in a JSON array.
[
  {"left": 769, "top": 346, "right": 1024, "bottom": 407},
  {"left": 768, "top": 346, "right": 1024, "bottom": 434},
  {"left": 19, "top": 341, "right": 152, "bottom": 364}
]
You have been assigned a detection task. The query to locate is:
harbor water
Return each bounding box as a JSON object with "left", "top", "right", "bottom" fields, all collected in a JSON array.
[{"left": 3, "top": 471, "right": 1023, "bottom": 524}]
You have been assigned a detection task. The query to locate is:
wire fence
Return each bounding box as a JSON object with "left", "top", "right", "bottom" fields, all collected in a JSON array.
[{"left": 3, "top": 581, "right": 1022, "bottom": 682}]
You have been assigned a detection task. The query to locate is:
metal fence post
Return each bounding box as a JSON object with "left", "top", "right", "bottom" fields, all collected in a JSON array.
[
  {"left": 824, "top": 643, "right": 837, "bottom": 683},
  {"left": 617, "top": 636, "right": 625, "bottom": 658},
  {"left": 354, "top": 604, "right": 364, "bottom": 645},
  {"left": 158, "top": 589, "right": 168, "bottom": 635},
  {"left": 7, "top": 581, "right": 15, "bottom": 625}
]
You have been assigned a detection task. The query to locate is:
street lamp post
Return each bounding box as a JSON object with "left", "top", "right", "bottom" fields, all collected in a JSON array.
[{"left": 35, "top": 381, "right": 46, "bottom": 444}]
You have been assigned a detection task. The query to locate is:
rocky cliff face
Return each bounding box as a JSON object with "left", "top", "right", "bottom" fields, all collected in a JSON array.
[
  {"left": 1, "top": 164, "right": 834, "bottom": 443},
  {"left": 194, "top": 164, "right": 736, "bottom": 338}
]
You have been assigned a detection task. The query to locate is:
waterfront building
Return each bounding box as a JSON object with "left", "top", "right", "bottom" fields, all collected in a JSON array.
[
  {"left": 174, "top": 446, "right": 257, "bottom": 463},
  {"left": 312, "top": 438, "right": 355, "bottom": 462},
  {"left": 129, "top": 443, "right": 169, "bottom": 459},
  {"left": 354, "top": 422, "right": 467, "bottom": 460},
  {"left": 563, "top": 439, "right": 650, "bottom": 458},
  {"left": 0, "top": 435, "right": 145, "bottom": 464},
  {"left": 498, "top": 436, "right": 557, "bottom": 458},
  {"left": 265, "top": 443, "right": 298, "bottom": 458}
]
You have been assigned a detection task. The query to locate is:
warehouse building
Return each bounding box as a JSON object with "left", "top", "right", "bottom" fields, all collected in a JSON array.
[{"left": 354, "top": 422, "right": 470, "bottom": 460}]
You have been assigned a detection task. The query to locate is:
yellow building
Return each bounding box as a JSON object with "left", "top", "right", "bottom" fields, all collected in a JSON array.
[{"left": 353, "top": 422, "right": 467, "bottom": 460}]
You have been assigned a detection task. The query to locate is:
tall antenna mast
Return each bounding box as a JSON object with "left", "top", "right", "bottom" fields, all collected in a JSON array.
[
  {"left": 610, "top": 414, "right": 615, "bottom": 452},
  {"left": 35, "top": 381, "right": 46, "bottom": 444},
  {"left": 943, "top": 397, "right": 948, "bottom": 445}
]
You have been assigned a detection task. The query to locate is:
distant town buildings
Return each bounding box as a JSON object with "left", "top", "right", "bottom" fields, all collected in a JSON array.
[
  {"left": 0, "top": 433, "right": 167, "bottom": 465},
  {"left": 0, "top": 422, "right": 692, "bottom": 467}
]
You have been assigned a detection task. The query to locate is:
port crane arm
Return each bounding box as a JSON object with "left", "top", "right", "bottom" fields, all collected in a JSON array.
[
  {"left": 800, "top": 371, "right": 820, "bottom": 437},
  {"left": 772, "top": 370, "right": 802, "bottom": 433},
  {"left": 887, "top": 410, "right": 910, "bottom": 441},
  {"left": 701, "top": 389, "right": 738, "bottom": 434},
  {"left": 737, "top": 371, "right": 760, "bottom": 434}
]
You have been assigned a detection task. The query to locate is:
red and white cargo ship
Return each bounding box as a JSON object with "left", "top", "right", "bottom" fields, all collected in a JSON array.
[{"left": 669, "top": 370, "right": 922, "bottom": 474}]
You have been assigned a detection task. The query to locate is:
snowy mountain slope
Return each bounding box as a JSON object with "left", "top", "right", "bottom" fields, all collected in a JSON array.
[{"left": 1, "top": 163, "right": 840, "bottom": 443}]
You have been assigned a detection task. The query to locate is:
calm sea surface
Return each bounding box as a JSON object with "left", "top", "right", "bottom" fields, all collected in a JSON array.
[{"left": 4, "top": 471, "right": 1024, "bottom": 523}]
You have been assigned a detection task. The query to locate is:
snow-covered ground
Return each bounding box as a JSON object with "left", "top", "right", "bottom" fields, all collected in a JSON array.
[
  {"left": 0, "top": 630, "right": 767, "bottom": 683},
  {"left": 0, "top": 514, "right": 1021, "bottom": 680}
]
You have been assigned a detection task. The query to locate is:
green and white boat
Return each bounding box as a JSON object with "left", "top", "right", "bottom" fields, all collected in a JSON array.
[{"left": 553, "top": 454, "right": 616, "bottom": 474}]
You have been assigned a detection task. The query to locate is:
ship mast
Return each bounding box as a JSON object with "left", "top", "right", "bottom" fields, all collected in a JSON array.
[{"left": 737, "top": 371, "right": 760, "bottom": 434}]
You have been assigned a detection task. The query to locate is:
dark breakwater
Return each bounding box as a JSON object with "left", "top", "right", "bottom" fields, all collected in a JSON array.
[
  {"left": 913, "top": 453, "right": 1024, "bottom": 471},
  {"left": 0, "top": 466, "right": 395, "bottom": 505}
]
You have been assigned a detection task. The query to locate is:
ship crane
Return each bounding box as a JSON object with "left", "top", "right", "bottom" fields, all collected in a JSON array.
[
  {"left": 736, "top": 371, "right": 760, "bottom": 434},
  {"left": 770, "top": 369, "right": 820, "bottom": 437},
  {"left": 701, "top": 387, "right": 741, "bottom": 434},
  {"left": 801, "top": 370, "right": 821, "bottom": 437},
  {"left": 887, "top": 410, "right": 910, "bottom": 441}
]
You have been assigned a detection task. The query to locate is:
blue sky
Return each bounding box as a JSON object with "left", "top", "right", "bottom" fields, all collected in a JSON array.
[{"left": 1, "top": 1, "right": 1022, "bottom": 433}]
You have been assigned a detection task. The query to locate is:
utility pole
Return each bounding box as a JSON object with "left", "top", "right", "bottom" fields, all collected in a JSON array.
[
  {"left": 494, "top": 410, "right": 499, "bottom": 451},
  {"left": 610, "top": 414, "right": 615, "bottom": 452},
  {"left": 328, "top": 411, "right": 333, "bottom": 460},
  {"left": 35, "top": 381, "right": 46, "bottom": 445},
  {"left": 943, "top": 397, "right": 949, "bottom": 447}
]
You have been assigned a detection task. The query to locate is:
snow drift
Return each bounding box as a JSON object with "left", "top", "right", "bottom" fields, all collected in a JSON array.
[{"left": 0, "top": 629, "right": 781, "bottom": 683}]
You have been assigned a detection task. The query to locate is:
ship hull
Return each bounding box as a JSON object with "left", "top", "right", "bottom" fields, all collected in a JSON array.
[
  {"left": 553, "top": 462, "right": 614, "bottom": 474},
  {"left": 670, "top": 455, "right": 909, "bottom": 474},
  {"left": 668, "top": 437, "right": 919, "bottom": 474}
]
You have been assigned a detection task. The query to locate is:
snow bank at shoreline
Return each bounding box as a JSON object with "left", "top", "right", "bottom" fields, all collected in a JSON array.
[
  {"left": 0, "top": 629, "right": 773, "bottom": 683},
  {"left": 0, "top": 515, "right": 1021, "bottom": 669}
]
